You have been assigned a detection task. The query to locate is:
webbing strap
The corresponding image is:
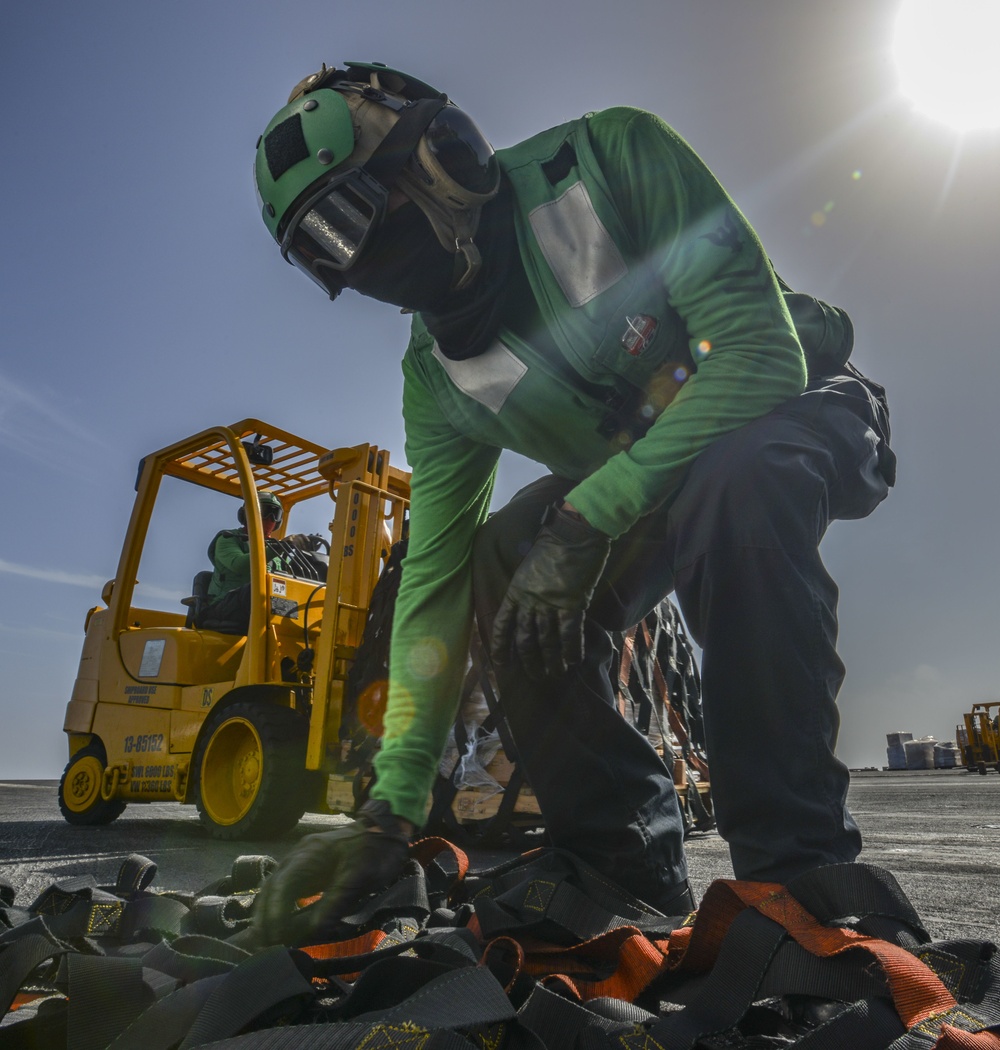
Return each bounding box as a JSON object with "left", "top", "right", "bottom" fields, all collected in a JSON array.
[
  {"left": 174, "top": 1023, "right": 479, "bottom": 1049},
  {"left": 302, "top": 928, "right": 390, "bottom": 964},
  {"left": 0, "top": 931, "right": 68, "bottom": 1020},
  {"left": 617, "top": 626, "right": 636, "bottom": 718},
  {"left": 411, "top": 837, "right": 471, "bottom": 902},
  {"left": 650, "top": 907, "right": 786, "bottom": 1049},
  {"left": 518, "top": 982, "right": 641, "bottom": 1050},
  {"left": 140, "top": 935, "right": 248, "bottom": 982},
  {"left": 106, "top": 974, "right": 226, "bottom": 1050},
  {"left": 112, "top": 854, "right": 158, "bottom": 899},
  {"left": 732, "top": 882, "right": 953, "bottom": 1028},
  {"left": 332, "top": 956, "right": 469, "bottom": 1021},
  {"left": 176, "top": 945, "right": 314, "bottom": 1048},
  {"left": 479, "top": 877, "right": 645, "bottom": 943},
  {"left": 187, "top": 892, "right": 257, "bottom": 937},
  {"left": 917, "top": 941, "right": 1000, "bottom": 1003},
  {"left": 755, "top": 937, "right": 891, "bottom": 1002},
  {"left": 336, "top": 860, "right": 431, "bottom": 931},
  {"left": 936, "top": 1027, "right": 1000, "bottom": 1050},
  {"left": 303, "top": 927, "right": 481, "bottom": 981},
  {"left": 786, "top": 998, "right": 906, "bottom": 1050},
  {"left": 471, "top": 850, "right": 677, "bottom": 943},
  {"left": 351, "top": 965, "right": 515, "bottom": 1029},
  {"left": 0, "top": 997, "right": 69, "bottom": 1048},
  {"left": 118, "top": 895, "right": 192, "bottom": 941},
  {"left": 66, "top": 954, "right": 155, "bottom": 1050},
  {"left": 654, "top": 880, "right": 1000, "bottom": 1049},
  {"left": 192, "top": 855, "right": 277, "bottom": 899},
  {"left": 785, "top": 862, "right": 929, "bottom": 944},
  {"left": 518, "top": 925, "right": 671, "bottom": 1001}
]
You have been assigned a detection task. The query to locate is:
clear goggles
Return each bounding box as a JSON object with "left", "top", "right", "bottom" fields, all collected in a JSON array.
[
  {"left": 278, "top": 104, "right": 498, "bottom": 298},
  {"left": 279, "top": 167, "right": 387, "bottom": 298}
]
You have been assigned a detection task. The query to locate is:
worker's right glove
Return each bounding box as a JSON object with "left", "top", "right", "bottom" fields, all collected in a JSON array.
[
  {"left": 249, "top": 799, "right": 411, "bottom": 948},
  {"left": 491, "top": 503, "right": 611, "bottom": 681}
]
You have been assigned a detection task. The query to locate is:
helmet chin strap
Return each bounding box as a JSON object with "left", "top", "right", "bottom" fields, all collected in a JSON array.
[{"left": 453, "top": 238, "right": 482, "bottom": 291}]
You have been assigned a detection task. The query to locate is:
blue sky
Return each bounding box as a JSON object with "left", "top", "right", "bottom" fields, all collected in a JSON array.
[{"left": 3, "top": 0, "right": 999, "bottom": 779}]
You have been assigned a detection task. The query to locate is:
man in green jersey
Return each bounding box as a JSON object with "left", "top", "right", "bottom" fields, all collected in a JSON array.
[
  {"left": 202, "top": 491, "right": 290, "bottom": 633},
  {"left": 248, "top": 62, "right": 894, "bottom": 946}
]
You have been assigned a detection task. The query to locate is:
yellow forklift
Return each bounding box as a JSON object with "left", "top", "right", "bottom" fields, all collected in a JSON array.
[
  {"left": 59, "top": 418, "right": 708, "bottom": 842},
  {"left": 59, "top": 419, "right": 420, "bottom": 838},
  {"left": 962, "top": 701, "right": 1000, "bottom": 775}
]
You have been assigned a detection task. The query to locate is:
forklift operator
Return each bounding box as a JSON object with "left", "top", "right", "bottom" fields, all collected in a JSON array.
[
  {"left": 248, "top": 62, "right": 895, "bottom": 946},
  {"left": 203, "top": 491, "right": 295, "bottom": 633}
]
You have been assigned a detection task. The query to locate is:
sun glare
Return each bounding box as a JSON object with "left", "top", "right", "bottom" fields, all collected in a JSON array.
[{"left": 892, "top": 0, "right": 1000, "bottom": 132}]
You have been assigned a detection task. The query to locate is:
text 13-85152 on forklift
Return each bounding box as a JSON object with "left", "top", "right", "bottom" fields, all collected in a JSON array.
[{"left": 59, "top": 420, "right": 412, "bottom": 839}]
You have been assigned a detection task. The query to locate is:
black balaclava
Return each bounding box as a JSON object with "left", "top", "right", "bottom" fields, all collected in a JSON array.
[
  {"left": 344, "top": 182, "right": 517, "bottom": 361},
  {"left": 343, "top": 201, "right": 457, "bottom": 312}
]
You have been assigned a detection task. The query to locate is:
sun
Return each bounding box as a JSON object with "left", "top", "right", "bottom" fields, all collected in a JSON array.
[{"left": 892, "top": 0, "right": 1000, "bottom": 132}]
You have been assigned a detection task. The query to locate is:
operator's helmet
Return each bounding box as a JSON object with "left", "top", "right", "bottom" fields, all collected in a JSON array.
[
  {"left": 254, "top": 62, "right": 500, "bottom": 300},
  {"left": 238, "top": 491, "right": 284, "bottom": 527}
]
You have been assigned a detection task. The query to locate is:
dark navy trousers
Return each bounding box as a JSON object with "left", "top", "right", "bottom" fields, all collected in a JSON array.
[{"left": 471, "top": 375, "right": 890, "bottom": 904}]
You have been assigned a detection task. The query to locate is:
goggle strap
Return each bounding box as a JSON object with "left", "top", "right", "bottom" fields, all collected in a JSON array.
[{"left": 363, "top": 96, "right": 447, "bottom": 191}]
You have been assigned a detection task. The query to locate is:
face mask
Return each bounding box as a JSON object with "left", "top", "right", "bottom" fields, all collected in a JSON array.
[{"left": 343, "top": 202, "right": 456, "bottom": 311}]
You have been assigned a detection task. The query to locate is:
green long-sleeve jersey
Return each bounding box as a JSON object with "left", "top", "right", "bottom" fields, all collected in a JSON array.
[
  {"left": 371, "top": 107, "right": 809, "bottom": 827},
  {"left": 206, "top": 529, "right": 294, "bottom": 599}
]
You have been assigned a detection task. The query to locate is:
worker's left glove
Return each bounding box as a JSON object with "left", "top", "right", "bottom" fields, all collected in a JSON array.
[
  {"left": 491, "top": 503, "right": 611, "bottom": 681},
  {"left": 250, "top": 799, "right": 410, "bottom": 948}
]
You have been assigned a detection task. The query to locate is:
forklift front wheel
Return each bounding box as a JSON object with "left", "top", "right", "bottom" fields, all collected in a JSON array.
[
  {"left": 194, "top": 701, "right": 309, "bottom": 840},
  {"left": 58, "top": 744, "right": 127, "bottom": 826}
]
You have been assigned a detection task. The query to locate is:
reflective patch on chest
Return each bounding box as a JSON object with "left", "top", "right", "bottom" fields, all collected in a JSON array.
[
  {"left": 528, "top": 181, "right": 627, "bottom": 307},
  {"left": 432, "top": 340, "right": 528, "bottom": 414}
]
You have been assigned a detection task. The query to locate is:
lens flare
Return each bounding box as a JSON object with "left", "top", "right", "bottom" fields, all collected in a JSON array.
[
  {"left": 408, "top": 636, "right": 447, "bottom": 680},
  {"left": 893, "top": 0, "right": 1000, "bottom": 132}
]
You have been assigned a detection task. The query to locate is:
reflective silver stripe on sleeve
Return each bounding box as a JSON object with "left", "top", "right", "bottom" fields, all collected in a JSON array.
[
  {"left": 528, "top": 181, "right": 627, "bottom": 307},
  {"left": 431, "top": 340, "right": 528, "bottom": 414}
]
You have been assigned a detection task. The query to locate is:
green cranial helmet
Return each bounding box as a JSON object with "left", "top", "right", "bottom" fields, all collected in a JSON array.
[
  {"left": 238, "top": 490, "right": 284, "bottom": 527},
  {"left": 254, "top": 62, "right": 500, "bottom": 299}
]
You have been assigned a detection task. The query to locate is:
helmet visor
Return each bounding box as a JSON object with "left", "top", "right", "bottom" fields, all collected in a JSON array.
[
  {"left": 421, "top": 107, "right": 498, "bottom": 197},
  {"left": 280, "top": 168, "right": 389, "bottom": 291}
]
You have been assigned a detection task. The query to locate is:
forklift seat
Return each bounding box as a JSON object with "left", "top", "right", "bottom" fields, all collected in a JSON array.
[
  {"left": 181, "top": 570, "right": 214, "bottom": 629},
  {"left": 181, "top": 571, "right": 245, "bottom": 634}
]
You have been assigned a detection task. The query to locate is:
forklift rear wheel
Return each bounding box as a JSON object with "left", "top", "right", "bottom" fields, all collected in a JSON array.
[
  {"left": 194, "top": 700, "right": 310, "bottom": 840},
  {"left": 58, "top": 744, "right": 127, "bottom": 826}
]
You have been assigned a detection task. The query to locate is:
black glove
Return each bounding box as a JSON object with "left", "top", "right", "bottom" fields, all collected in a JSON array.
[
  {"left": 491, "top": 503, "right": 611, "bottom": 681},
  {"left": 250, "top": 799, "right": 410, "bottom": 947}
]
